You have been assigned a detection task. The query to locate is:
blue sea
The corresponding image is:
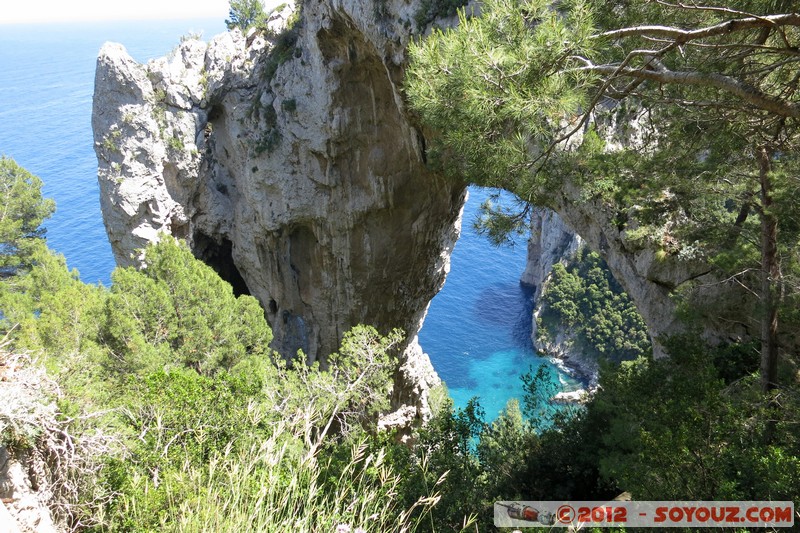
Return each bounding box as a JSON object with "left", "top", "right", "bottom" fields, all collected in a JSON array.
[
  {"left": 0, "top": 19, "right": 575, "bottom": 419},
  {"left": 418, "top": 188, "right": 579, "bottom": 420},
  {"left": 0, "top": 19, "right": 226, "bottom": 285}
]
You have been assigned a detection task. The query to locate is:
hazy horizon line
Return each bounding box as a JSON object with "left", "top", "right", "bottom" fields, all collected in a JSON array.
[{"left": 0, "top": 14, "right": 229, "bottom": 26}]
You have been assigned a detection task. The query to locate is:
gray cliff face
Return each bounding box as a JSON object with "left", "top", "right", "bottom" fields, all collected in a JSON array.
[
  {"left": 520, "top": 207, "right": 581, "bottom": 360},
  {"left": 521, "top": 209, "right": 599, "bottom": 386},
  {"left": 522, "top": 103, "right": 717, "bottom": 359},
  {"left": 520, "top": 208, "right": 581, "bottom": 299},
  {"left": 553, "top": 185, "right": 681, "bottom": 359},
  {"left": 524, "top": 186, "right": 710, "bottom": 359},
  {"left": 92, "top": 1, "right": 465, "bottom": 420}
]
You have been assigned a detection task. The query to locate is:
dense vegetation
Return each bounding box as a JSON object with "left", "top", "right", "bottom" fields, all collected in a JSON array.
[
  {"left": 0, "top": 162, "right": 442, "bottom": 530},
  {"left": 226, "top": 0, "right": 299, "bottom": 34},
  {"left": 0, "top": 156, "right": 54, "bottom": 275},
  {"left": 3, "top": 151, "right": 799, "bottom": 530},
  {"left": 225, "top": 0, "right": 271, "bottom": 31},
  {"left": 4, "top": 0, "right": 800, "bottom": 530},
  {"left": 406, "top": 0, "right": 800, "bottom": 393},
  {"left": 538, "top": 246, "right": 650, "bottom": 362},
  {"left": 403, "top": 0, "right": 800, "bottom": 527}
]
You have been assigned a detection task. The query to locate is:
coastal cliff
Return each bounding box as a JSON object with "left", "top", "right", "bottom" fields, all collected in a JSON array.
[
  {"left": 520, "top": 208, "right": 595, "bottom": 385},
  {"left": 92, "top": 1, "right": 466, "bottom": 420},
  {"left": 522, "top": 186, "right": 708, "bottom": 364},
  {"left": 519, "top": 104, "right": 719, "bottom": 360},
  {"left": 520, "top": 208, "right": 581, "bottom": 295},
  {"left": 93, "top": 0, "right": 740, "bottom": 418}
]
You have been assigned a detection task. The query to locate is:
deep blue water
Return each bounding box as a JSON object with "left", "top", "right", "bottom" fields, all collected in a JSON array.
[
  {"left": 418, "top": 188, "right": 577, "bottom": 420},
  {"left": 0, "top": 19, "right": 226, "bottom": 285},
  {"left": 0, "top": 20, "right": 574, "bottom": 418}
]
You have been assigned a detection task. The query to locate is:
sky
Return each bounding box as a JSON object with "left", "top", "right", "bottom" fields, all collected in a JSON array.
[{"left": 0, "top": 0, "right": 275, "bottom": 24}]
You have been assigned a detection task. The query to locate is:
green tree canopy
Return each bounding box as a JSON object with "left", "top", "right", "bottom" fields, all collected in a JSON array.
[
  {"left": 0, "top": 156, "right": 55, "bottom": 274},
  {"left": 406, "top": 0, "right": 800, "bottom": 391},
  {"left": 539, "top": 247, "right": 651, "bottom": 362},
  {"left": 225, "top": 0, "right": 267, "bottom": 31},
  {"left": 102, "top": 237, "right": 272, "bottom": 376},
  {"left": 407, "top": 0, "right": 800, "bottom": 194}
]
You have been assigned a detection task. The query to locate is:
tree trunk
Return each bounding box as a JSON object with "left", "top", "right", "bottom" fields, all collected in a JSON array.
[{"left": 758, "top": 146, "right": 779, "bottom": 394}]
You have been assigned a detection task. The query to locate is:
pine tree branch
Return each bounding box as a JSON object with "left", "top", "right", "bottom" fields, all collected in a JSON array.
[
  {"left": 654, "top": 0, "right": 761, "bottom": 20},
  {"left": 595, "top": 13, "right": 800, "bottom": 43},
  {"left": 575, "top": 61, "right": 800, "bottom": 117}
]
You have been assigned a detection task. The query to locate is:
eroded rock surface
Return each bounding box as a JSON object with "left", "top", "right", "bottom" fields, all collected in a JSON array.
[
  {"left": 93, "top": 4, "right": 463, "bottom": 351},
  {"left": 523, "top": 104, "right": 715, "bottom": 359},
  {"left": 93, "top": 1, "right": 466, "bottom": 423},
  {"left": 521, "top": 208, "right": 581, "bottom": 299},
  {"left": 523, "top": 187, "right": 710, "bottom": 360}
]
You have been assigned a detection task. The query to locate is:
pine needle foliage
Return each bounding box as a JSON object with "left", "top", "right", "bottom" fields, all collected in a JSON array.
[
  {"left": 0, "top": 157, "right": 54, "bottom": 274},
  {"left": 407, "top": 0, "right": 800, "bottom": 391},
  {"left": 407, "top": 0, "right": 598, "bottom": 203}
]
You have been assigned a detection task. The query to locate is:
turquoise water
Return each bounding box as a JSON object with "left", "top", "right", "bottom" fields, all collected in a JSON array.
[
  {"left": 418, "top": 188, "right": 576, "bottom": 420},
  {"left": 0, "top": 20, "right": 575, "bottom": 417}
]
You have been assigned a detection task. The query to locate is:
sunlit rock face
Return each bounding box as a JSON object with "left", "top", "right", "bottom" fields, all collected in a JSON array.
[
  {"left": 93, "top": 1, "right": 466, "bottom": 423},
  {"left": 523, "top": 189, "right": 711, "bottom": 360}
]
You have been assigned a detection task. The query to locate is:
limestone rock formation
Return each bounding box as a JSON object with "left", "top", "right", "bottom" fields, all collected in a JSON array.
[
  {"left": 93, "top": 0, "right": 726, "bottom": 426},
  {"left": 0, "top": 352, "right": 61, "bottom": 533},
  {"left": 92, "top": 1, "right": 467, "bottom": 425},
  {"left": 520, "top": 210, "right": 597, "bottom": 383},
  {"left": 92, "top": 0, "right": 466, "bottom": 421},
  {"left": 522, "top": 103, "right": 715, "bottom": 359},
  {"left": 523, "top": 183, "right": 709, "bottom": 360},
  {"left": 521, "top": 208, "right": 581, "bottom": 299}
]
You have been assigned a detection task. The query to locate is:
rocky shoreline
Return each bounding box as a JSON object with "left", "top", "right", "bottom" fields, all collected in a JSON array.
[
  {"left": 548, "top": 354, "right": 599, "bottom": 404},
  {"left": 535, "top": 332, "right": 600, "bottom": 405}
]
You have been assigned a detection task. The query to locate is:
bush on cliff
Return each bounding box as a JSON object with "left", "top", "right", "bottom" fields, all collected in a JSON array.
[
  {"left": 0, "top": 156, "right": 54, "bottom": 275},
  {"left": 225, "top": 0, "right": 266, "bottom": 31},
  {"left": 538, "top": 246, "right": 651, "bottom": 362},
  {"left": 0, "top": 164, "right": 438, "bottom": 530},
  {"left": 102, "top": 238, "right": 273, "bottom": 377}
]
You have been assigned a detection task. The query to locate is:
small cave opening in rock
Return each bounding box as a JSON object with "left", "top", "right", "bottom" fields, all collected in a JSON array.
[
  {"left": 192, "top": 232, "right": 250, "bottom": 297},
  {"left": 207, "top": 103, "right": 223, "bottom": 122}
]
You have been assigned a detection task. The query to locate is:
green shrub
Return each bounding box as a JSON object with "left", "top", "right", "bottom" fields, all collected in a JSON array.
[
  {"left": 102, "top": 237, "right": 272, "bottom": 377},
  {"left": 538, "top": 246, "right": 651, "bottom": 362},
  {"left": 592, "top": 338, "right": 800, "bottom": 501},
  {"left": 166, "top": 135, "right": 184, "bottom": 152},
  {"left": 281, "top": 98, "right": 297, "bottom": 113},
  {"left": 102, "top": 325, "right": 436, "bottom": 531},
  {"left": 0, "top": 157, "right": 54, "bottom": 273},
  {"left": 225, "top": 0, "right": 266, "bottom": 31}
]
